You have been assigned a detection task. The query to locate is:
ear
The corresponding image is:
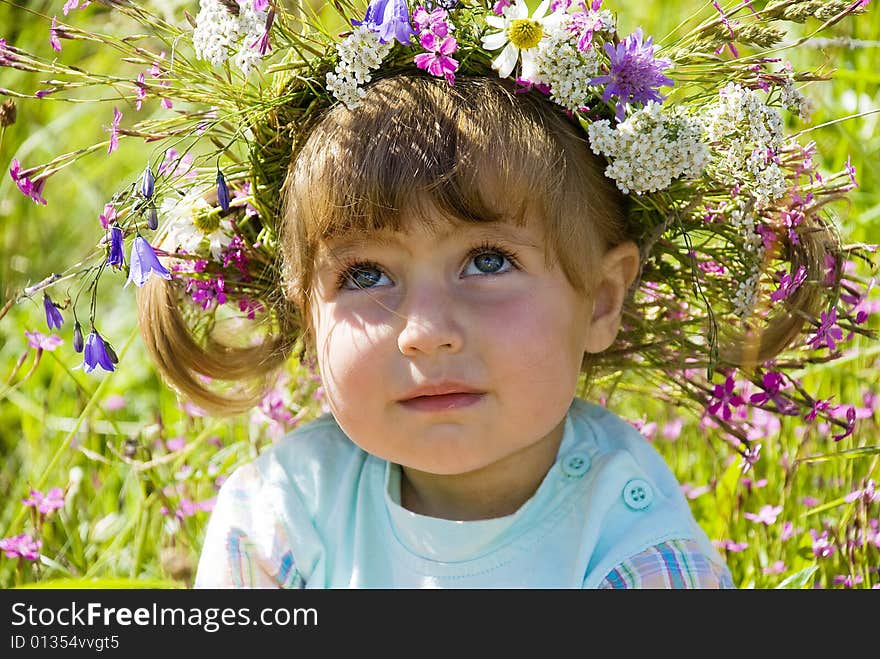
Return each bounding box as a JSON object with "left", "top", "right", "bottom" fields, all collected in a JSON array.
[{"left": 583, "top": 240, "right": 641, "bottom": 354}]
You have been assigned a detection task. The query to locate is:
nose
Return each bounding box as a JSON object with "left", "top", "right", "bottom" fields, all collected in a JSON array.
[{"left": 397, "top": 280, "right": 464, "bottom": 357}]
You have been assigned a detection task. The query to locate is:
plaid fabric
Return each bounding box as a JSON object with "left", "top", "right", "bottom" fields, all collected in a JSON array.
[{"left": 598, "top": 538, "right": 736, "bottom": 589}]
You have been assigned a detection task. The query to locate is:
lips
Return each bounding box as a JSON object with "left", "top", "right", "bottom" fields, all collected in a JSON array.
[{"left": 398, "top": 383, "right": 486, "bottom": 412}]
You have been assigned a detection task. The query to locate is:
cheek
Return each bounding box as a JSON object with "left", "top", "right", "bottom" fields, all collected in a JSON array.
[
  {"left": 312, "top": 301, "right": 393, "bottom": 399},
  {"left": 477, "top": 289, "right": 588, "bottom": 376}
]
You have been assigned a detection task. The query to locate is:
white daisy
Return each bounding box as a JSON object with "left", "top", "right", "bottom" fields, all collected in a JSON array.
[{"left": 481, "top": 0, "right": 563, "bottom": 80}]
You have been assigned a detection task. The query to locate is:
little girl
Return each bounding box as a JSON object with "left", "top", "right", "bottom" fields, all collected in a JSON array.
[{"left": 151, "top": 74, "right": 735, "bottom": 588}]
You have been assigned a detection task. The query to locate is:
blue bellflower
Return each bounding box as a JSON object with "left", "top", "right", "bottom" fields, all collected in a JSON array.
[
  {"left": 83, "top": 330, "right": 116, "bottom": 373},
  {"left": 353, "top": 0, "right": 415, "bottom": 45},
  {"left": 43, "top": 293, "right": 63, "bottom": 330},
  {"left": 125, "top": 236, "right": 172, "bottom": 288},
  {"left": 216, "top": 170, "right": 230, "bottom": 212},
  {"left": 107, "top": 226, "right": 124, "bottom": 268},
  {"left": 141, "top": 165, "right": 155, "bottom": 199}
]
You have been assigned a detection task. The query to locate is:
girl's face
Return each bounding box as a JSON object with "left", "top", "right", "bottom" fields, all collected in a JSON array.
[{"left": 308, "top": 204, "right": 611, "bottom": 479}]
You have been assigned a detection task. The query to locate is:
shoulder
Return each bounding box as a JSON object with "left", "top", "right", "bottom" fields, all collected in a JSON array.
[
  {"left": 597, "top": 538, "right": 736, "bottom": 589},
  {"left": 246, "top": 412, "right": 372, "bottom": 517},
  {"left": 566, "top": 399, "right": 729, "bottom": 586},
  {"left": 567, "top": 398, "right": 685, "bottom": 499}
]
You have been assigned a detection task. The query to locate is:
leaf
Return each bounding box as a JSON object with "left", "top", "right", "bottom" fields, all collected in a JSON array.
[{"left": 775, "top": 564, "right": 818, "bottom": 589}]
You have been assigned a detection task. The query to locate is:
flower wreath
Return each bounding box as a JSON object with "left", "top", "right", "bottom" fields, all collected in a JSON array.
[{"left": 2, "top": 0, "right": 877, "bottom": 460}]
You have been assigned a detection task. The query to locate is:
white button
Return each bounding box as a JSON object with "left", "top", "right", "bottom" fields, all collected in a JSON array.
[
  {"left": 622, "top": 478, "right": 653, "bottom": 510},
  {"left": 561, "top": 452, "right": 591, "bottom": 478}
]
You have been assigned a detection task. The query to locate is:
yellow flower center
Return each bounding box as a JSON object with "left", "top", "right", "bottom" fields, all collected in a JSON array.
[
  {"left": 193, "top": 208, "right": 220, "bottom": 234},
  {"left": 508, "top": 19, "right": 543, "bottom": 50}
]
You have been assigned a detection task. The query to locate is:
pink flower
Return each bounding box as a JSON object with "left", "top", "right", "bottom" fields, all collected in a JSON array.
[
  {"left": 22, "top": 487, "right": 65, "bottom": 515},
  {"left": 763, "top": 560, "right": 786, "bottom": 575},
  {"left": 713, "top": 539, "right": 749, "bottom": 552},
  {"left": 134, "top": 72, "right": 147, "bottom": 111},
  {"left": 744, "top": 504, "right": 783, "bottom": 525},
  {"left": 832, "top": 406, "right": 856, "bottom": 442},
  {"left": 8, "top": 159, "right": 47, "bottom": 205},
  {"left": 106, "top": 106, "right": 122, "bottom": 154},
  {"left": 770, "top": 265, "right": 807, "bottom": 302},
  {"left": 808, "top": 308, "right": 844, "bottom": 351},
  {"left": 845, "top": 479, "right": 878, "bottom": 505},
  {"left": 62, "top": 0, "right": 88, "bottom": 16},
  {"left": 492, "top": 0, "right": 511, "bottom": 15},
  {"left": 708, "top": 375, "right": 745, "bottom": 421},
  {"left": 414, "top": 34, "right": 459, "bottom": 85},
  {"left": 24, "top": 330, "right": 62, "bottom": 351},
  {"left": 810, "top": 529, "right": 835, "bottom": 559},
  {"left": 50, "top": 16, "right": 62, "bottom": 52},
  {"left": 0, "top": 533, "right": 42, "bottom": 560},
  {"left": 99, "top": 203, "right": 117, "bottom": 229}
]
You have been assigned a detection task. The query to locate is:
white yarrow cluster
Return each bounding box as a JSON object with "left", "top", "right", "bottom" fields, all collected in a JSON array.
[
  {"left": 780, "top": 75, "right": 814, "bottom": 119},
  {"left": 729, "top": 203, "right": 766, "bottom": 319},
  {"left": 706, "top": 83, "right": 788, "bottom": 206},
  {"left": 532, "top": 20, "right": 600, "bottom": 111},
  {"left": 193, "top": 0, "right": 268, "bottom": 76},
  {"left": 326, "top": 25, "right": 393, "bottom": 110},
  {"left": 587, "top": 102, "right": 708, "bottom": 194}
]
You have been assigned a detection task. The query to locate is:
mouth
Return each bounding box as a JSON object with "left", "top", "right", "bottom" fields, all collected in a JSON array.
[
  {"left": 398, "top": 392, "right": 486, "bottom": 412},
  {"left": 398, "top": 383, "right": 486, "bottom": 412}
]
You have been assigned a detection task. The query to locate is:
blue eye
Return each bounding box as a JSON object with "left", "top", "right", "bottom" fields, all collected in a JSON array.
[
  {"left": 474, "top": 252, "right": 505, "bottom": 273},
  {"left": 463, "top": 247, "right": 516, "bottom": 276},
  {"left": 340, "top": 264, "right": 390, "bottom": 290}
]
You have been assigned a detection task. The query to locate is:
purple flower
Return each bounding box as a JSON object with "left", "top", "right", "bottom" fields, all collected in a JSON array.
[
  {"left": 24, "top": 330, "right": 62, "bottom": 351},
  {"left": 568, "top": 0, "right": 611, "bottom": 52},
  {"left": 253, "top": 0, "right": 269, "bottom": 10},
  {"left": 414, "top": 34, "right": 459, "bottom": 85},
  {"left": 846, "top": 479, "right": 879, "bottom": 505},
  {"left": 845, "top": 155, "right": 858, "bottom": 188},
  {"left": 22, "top": 487, "right": 66, "bottom": 515},
  {"left": 413, "top": 6, "right": 450, "bottom": 37},
  {"left": 9, "top": 159, "right": 47, "bottom": 205},
  {"left": 99, "top": 203, "right": 117, "bottom": 229},
  {"left": 126, "top": 236, "right": 172, "bottom": 288},
  {"left": 744, "top": 504, "right": 783, "bottom": 525},
  {"left": 43, "top": 293, "right": 63, "bottom": 330},
  {"left": 492, "top": 0, "right": 511, "bottom": 15},
  {"left": 0, "top": 533, "right": 41, "bottom": 560},
  {"left": 107, "top": 106, "right": 122, "bottom": 154},
  {"left": 590, "top": 28, "right": 673, "bottom": 121},
  {"left": 808, "top": 308, "right": 844, "bottom": 351},
  {"left": 216, "top": 170, "right": 231, "bottom": 212},
  {"left": 770, "top": 265, "right": 807, "bottom": 303},
  {"left": 50, "top": 16, "right": 62, "bottom": 52},
  {"left": 707, "top": 375, "right": 744, "bottom": 421},
  {"left": 83, "top": 329, "right": 116, "bottom": 373},
  {"left": 353, "top": 0, "right": 415, "bottom": 45},
  {"left": 73, "top": 321, "right": 84, "bottom": 353},
  {"left": 107, "top": 225, "right": 124, "bottom": 268},
  {"left": 141, "top": 164, "right": 155, "bottom": 199},
  {"left": 810, "top": 529, "right": 835, "bottom": 559},
  {"left": 832, "top": 406, "right": 856, "bottom": 442}
]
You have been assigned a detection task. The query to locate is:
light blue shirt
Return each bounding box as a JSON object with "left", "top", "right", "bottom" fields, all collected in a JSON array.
[{"left": 195, "top": 397, "right": 730, "bottom": 588}]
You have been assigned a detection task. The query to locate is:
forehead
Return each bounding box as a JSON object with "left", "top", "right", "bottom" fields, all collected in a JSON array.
[{"left": 317, "top": 216, "right": 546, "bottom": 259}]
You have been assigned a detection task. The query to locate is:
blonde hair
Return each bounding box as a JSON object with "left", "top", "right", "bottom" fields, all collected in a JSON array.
[{"left": 137, "top": 74, "right": 836, "bottom": 415}]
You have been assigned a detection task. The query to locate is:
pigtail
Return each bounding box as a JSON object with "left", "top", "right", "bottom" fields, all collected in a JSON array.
[{"left": 136, "top": 276, "right": 299, "bottom": 416}]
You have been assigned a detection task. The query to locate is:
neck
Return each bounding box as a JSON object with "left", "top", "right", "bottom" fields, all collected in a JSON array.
[{"left": 398, "top": 417, "right": 566, "bottom": 521}]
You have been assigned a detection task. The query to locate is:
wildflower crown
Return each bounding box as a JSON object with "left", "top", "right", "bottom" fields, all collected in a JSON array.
[{"left": 3, "top": 0, "right": 877, "bottom": 453}]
